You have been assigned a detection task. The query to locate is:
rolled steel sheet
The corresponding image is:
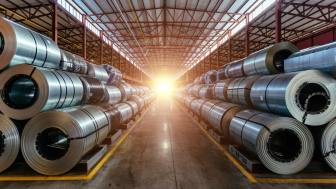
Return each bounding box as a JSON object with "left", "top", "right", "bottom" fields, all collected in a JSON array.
[
  {"left": 0, "top": 17, "right": 61, "bottom": 70},
  {"left": 87, "top": 63, "right": 109, "bottom": 84},
  {"left": 0, "top": 114, "right": 28, "bottom": 173},
  {"left": 184, "top": 96, "right": 199, "bottom": 109},
  {"left": 199, "top": 87, "right": 207, "bottom": 99},
  {"left": 21, "top": 105, "right": 109, "bottom": 175},
  {"left": 103, "top": 85, "right": 121, "bottom": 105},
  {"left": 212, "top": 78, "right": 235, "bottom": 101},
  {"left": 227, "top": 59, "right": 246, "bottom": 78},
  {"left": 96, "top": 103, "right": 122, "bottom": 134},
  {"left": 191, "top": 99, "right": 209, "bottom": 116},
  {"left": 117, "top": 83, "right": 132, "bottom": 102},
  {"left": 130, "top": 86, "right": 137, "bottom": 95},
  {"left": 229, "top": 109, "right": 314, "bottom": 175},
  {"left": 100, "top": 64, "right": 122, "bottom": 84},
  {"left": 208, "top": 102, "right": 247, "bottom": 140},
  {"left": 187, "top": 84, "right": 194, "bottom": 95},
  {"left": 205, "top": 83, "right": 216, "bottom": 99},
  {"left": 227, "top": 75, "right": 263, "bottom": 107},
  {"left": 137, "top": 86, "right": 144, "bottom": 96},
  {"left": 250, "top": 70, "right": 336, "bottom": 126},
  {"left": 129, "top": 95, "right": 145, "bottom": 110},
  {"left": 200, "top": 70, "right": 218, "bottom": 84},
  {"left": 114, "top": 103, "right": 133, "bottom": 124},
  {"left": 79, "top": 75, "right": 105, "bottom": 105},
  {"left": 191, "top": 84, "right": 207, "bottom": 97},
  {"left": 200, "top": 100, "right": 222, "bottom": 120},
  {"left": 139, "top": 86, "right": 150, "bottom": 94},
  {"left": 243, "top": 42, "right": 299, "bottom": 76},
  {"left": 0, "top": 64, "right": 83, "bottom": 120},
  {"left": 217, "top": 64, "right": 230, "bottom": 80},
  {"left": 125, "top": 101, "right": 139, "bottom": 116},
  {"left": 194, "top": 76, "right": 201, "bottom": 84},
  {"left": 59, "top": 50, "right": 87, "bottom": 74}
]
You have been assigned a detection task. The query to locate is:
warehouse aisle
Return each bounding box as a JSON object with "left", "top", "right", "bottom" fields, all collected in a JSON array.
[{"left": 0, "top": 94, "right": 332, "bottom": 188}]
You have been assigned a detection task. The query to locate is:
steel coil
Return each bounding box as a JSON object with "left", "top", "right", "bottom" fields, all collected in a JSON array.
[
  {"left": 217, "top": 64, "right": 230, "bottom": 80},
  {"left": 200, "top": 100, "right": 222, "bottom": 120},
  {"left": 79, "top": 75, "right": 105, "bottom": 105},
  {"left": 198, "top": 87, "right": 207, "bottom": 99},
  {"left": 212, "top": 78, "right": 235, "bottom": 101},
  {"left": 243, "top": 42, "right": 299, "bottom": 76},
  {"left": 184, "top": 96, "right": 199, "bottom": 109},
  {"left": 129, "top": 95, "right": 145, "bottom": 110},
  {"left": 227, "top": 75, "right": 263, "bottom": 107},
  {"left": 125, "top": 101, "right": 139, "bottom": 116},
  {"left": 0, "top": 114, "right": 28, "bottom": 173},
  {"left": 21, "top": 105, "right": 109, "bottom": 175},
  {"left": 205, "top": 83, "right": 216, "bottom": 99},
  {"left": 208, "top": 102, "right": 247, "bottom": 140},
  {"left": 200, "top": 70, "right": 218, "bottom": 84},
  {"left": 194, "top": 76, "right": 201, "bottom": 84},
  {"left": 100, "top": 64, "right": 122, "bottom": 84},
  {"left": 114, "top": 103, "right": 133, "bottom": 124},
  {"left": 87, "top": 63, "right": 109, "bottom": 84},
  {"left": 229, "top": 109, "right": 314, "bottom": 175},
  {"left": 59, "top": 50, "right": 87, "bottom": 74},
  {"left": 191, "top": 99, "right": 209, "bottom": 116},
  {"left": 117, "top": 83, "right": 132, "bottom": 102},
  {"left": 96, "top": 103, "right": 122, "bottom": 134},
  {"left": 0, "top": 64, "right": 83, "bottom": 120},
  {"left": 191, "top": 84, "right": 207, "bottom": 97},
  {"left": 250, "top": 70, "right": 336, "bottom": 126},
  {"left": 103, "top": 85, "right": 121, "bottom": 105},
  {"left": 139, "top": 86, "right": 150, "bottom": 94},
  {"left": 227, "top": 59, "right": 246, "bottom": 78},
  {"left": 0, "top": 17, "right": 61, "bottom": 70}
]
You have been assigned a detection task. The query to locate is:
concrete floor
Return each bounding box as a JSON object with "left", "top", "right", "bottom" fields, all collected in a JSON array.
[{"left": 0, "top": 94, "right": 335, "bottom": 188}]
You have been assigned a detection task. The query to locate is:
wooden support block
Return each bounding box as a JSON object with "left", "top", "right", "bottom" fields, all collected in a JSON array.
[
  {"left": 74, "top": 145, "right": 107, "bottom": 173},
  {"left": 209, "top": 129, "right": 229, "bottom": 144},
  {"left": 131, "top": 114, "right": 140, "bottom": 121},
  {"left": 229, "top": 145, "right": 264, "bottom": 172},
  {"left": 103, "top": 129, "right": 122, "bottom": 145},
  {"left": 120, "top": 120, "right": 133, "bottom": 130},
  {"left": 193, "top": 115, "right": 201, "bottom": 122},
  {"left": 189, "top": 110, "right": 194, "bottom": 117},
  {"left": 200, "top": 120, "right": 213, "bottom": 131}
]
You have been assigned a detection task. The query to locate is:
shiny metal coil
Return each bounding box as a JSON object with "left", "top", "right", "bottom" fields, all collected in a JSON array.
[
  {"left": 191, "top": 84, "right": 207, "bottom": 97},
  {"left": 0, "top": 64, "right": 83, "bottom": 120},
  {"left": 191, "top": 99, "right": 209, "bottom": 116},
  {"left": 59, "top": 50, "right": 87, "bottom": 74},
  {"left": 200, "top": 100, "right": 222, "bottom": 120},
  {"left": 117, "top": 83, "right": 132, "bottom": 102},
  {"left": 100, "top": 64, "right": 122, "bottom": 84},
  {"left": 103, "top": 85, "right": 121, "bottom": 105},
  {"left": 129, "top": 95, "right": 145, "bottom": 110},
  {"left": 21, "top": 105, "right": 109, "bottom": 175},
  {"left": 79, "top": 75, "right": 105, "bottom": 105},
  {"left": 229, "top": 109, "right": 314, "bottom": 175},
  {"left": 0, "top": 114, "right": 28, "bottom": 173},
  {"left": 0, "top": 17, "right": 61, "bottom": 70},
  {"left": 96, "top": 103, "right": 122, "bottom": 134},
  {"left": 227, "top": 75, "right": 263, "bottom": 107},
  {"left": 250, "top": 70, "right": 336, "bottom": 126},
  {"left": 187, "top": 84, "right": 194, "bottom": 95},
  {"left": 194, "top": 76, "right": 201, "bottom": 84},
  {"left": 243, "top": 42, "right": 299, "bottom": 76},
  {"left": 212, "top": 78, "right": 235, "bottom": 101},
  {"left": 198, "top": 87, "right": 207, "bottom": 99},
  {"left": 139, "top": 86, "right": 150, "bottom": 94},
  {"left": 87, "top": 63, "right": 109, "bottom": 84},
  {"left": 284, "top": 42, "right": 336, "bottom": 77},
  {"left": 200, "top": 70, "right": 218, "bottom": 84},
  {"left": 217, "top": 64, "right": 230, "bottom": 80},
  {"left": 205, "top": 84, "right": 216, "bottom": 99},
  {"left": 136, "top": 86, "right": 144, "bottom": 96},
  {"left": 125, "top": 101, "right": 139, "bottom": 116},
  {"left": 114, "top": 103, "right": 133, "bottom": 124},
  {"left": 184, "top": 96, "right": 199, "bottom": 109},
  {"left": 227, "top": 59, "right": 246, "bottom": 78},
  {"left": 208, "top": 102, "right": 247, "bottom": 140}
]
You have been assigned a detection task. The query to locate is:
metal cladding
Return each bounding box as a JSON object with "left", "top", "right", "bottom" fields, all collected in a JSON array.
[
  {"left": 243, "top": 42, "right": 299, "bottom": 76},
  {"left": 117, "top": 83, "right": 132, "bottom": 102},
  {"left": 208, "top": 102, "right": 247, "bottom": 140},
  {"left": 191, "top": 84, "right": 207, "bottom": 97},
  {"left": 227, "top": 75, "right": 263, "bottom": 107},
  {"left": 200, "top": 70, "right": 218, "bottom": 84},
  {"left": 129, "top": 95, "right": 145, "bottom": 110},
  {"left": 96, "top": 103, "right": 122, "bottom": 134},
  {"left": 79, "top": 75, "right": 105, "bottom": 105},
  {"left": 227, "top": 59, "right": 246, "bottom": 78},
  {"left": 184, "top": 95, "right": 199, "bottom": 109},
  {"left": 284, "top": 42, "right": 336, "bottom": 78},
  {"left": 229, "top": 109, "right": 314, "bottom": 175},
  {"left": 100, "top": 64, "right": 122, "bottom": 84},
  {"left": 0, "top": 64, "right": 83, "bottom": 120},
  {"left": 308, "top": 120, "right": 336, "bottom": 171},
  {"left": 125, "top": 101, "right": 139, "bottom": 116},
  {"left": 59, "top": 50, "right": 87, "bottom": 74},
  {"left": 200, "top": 100, "right": 222, "bottom": 120},
  {"left": 21, "top": 105, "right": 110, "bottom": 175},
  {"left": 0, "top": 114, "right": 28, "bottom": 173},
  {"left": 217, "top": 64, "right": 230, "bottom": 80},
  {"left": 250, "top": 70, "right": 336, "bottom": 126},
  {"left": 87, "top": 63, "right": 109, "bottom": 84},
  {"left": 114, "top": 103, "right": 133, "bottom": 124},
  {"left": 212, "top": 78, "right": 235, "bottom": 101},
  {"left": 0, "top": 17, "right": 61, "bottom": 70},
  {"left": 103, "top": 85, "right": 121, "bottom": 105}
]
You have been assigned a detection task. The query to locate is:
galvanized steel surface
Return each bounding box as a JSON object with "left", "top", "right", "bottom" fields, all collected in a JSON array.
[
  {"left": 103, "top": 85, "right": 121, "bottom": 105},
  {"left": 60, "top": 50, "right": 87, "bottom": 74}
]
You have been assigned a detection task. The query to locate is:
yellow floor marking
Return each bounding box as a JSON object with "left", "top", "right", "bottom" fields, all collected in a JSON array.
[
  {"left": 0, "top": 101, "right": 155, "bottom": 181},
  {"left": 175, "top": 100, "right": 336, "bottom": 184}
]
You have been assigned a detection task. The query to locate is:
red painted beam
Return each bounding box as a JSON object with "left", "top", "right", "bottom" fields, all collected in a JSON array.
[
  {"left": 82, "top": 15, "right": 87, "bottom": 59},
  {"left": 51, "top": 0, "right": 58, "bottom": 44},
  {"left": 275, "top": 0, "right": 281, "bottom": 43}
]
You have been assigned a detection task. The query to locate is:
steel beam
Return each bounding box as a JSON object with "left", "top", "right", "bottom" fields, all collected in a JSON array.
[
  {"left": 82, "top": 15, "right": 86, "bottom": 59},
  {"left": 275, "top": 0, "right": 282, "bottom": 43},
  {"left": 245, "top": 14, "right": 250, "bottom": 57},
  {"left": 51, "top": 0, "right": 58, "bottom": 44}
]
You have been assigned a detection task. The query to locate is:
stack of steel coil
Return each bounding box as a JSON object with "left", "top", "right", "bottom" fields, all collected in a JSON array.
[
  {"left": 117, "top": 83, "right": 132, "bottom": 102},
  {"left": 60, "top": 50, "right": 87, "bottom": 74},
  {"left": 96, "top": 103, "right": 122, "bottom": 134},
  {"left": 129, "top": 95, "right": 145, "bottom": 110},
  {"left": 103, "top": 85, "right": 121, "bottom": 104},
  {"left": 114, "top": 103, "right": 133, "bottom": 124},
  {"left": 87, "top": 63, "right": 109, "bottom": 84},
  {"left": 100, "top": 64, "right": 122, "bottom": 84},
  {"left": 79, "top": 75, "right": 105, "bottom": 105}
]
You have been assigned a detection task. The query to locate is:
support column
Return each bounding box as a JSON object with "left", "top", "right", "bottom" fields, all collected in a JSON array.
[
  {"left": 82, "top": 15, "right": 86, "bottom": 59},
  {"left": 119, "top": 50, "right": 121, "bottom": 71},
  {"left": 217, "top": 42, "right": 220, "bottom": 70},
  {"left": 111, "top": 44, "right": 114, "bottom": 66},
  {"left": 245, "top": 14, "right": 250, "bottom": 57},
  {"left": 275, "top": 0, "right": 281, "bottom": 43},
  {"left": 100, "top": 31, "right": 103, "bottom": 65},
  {"left": 228, "top": 31, "right": 232, "bottom": 62},
  {"left": 203, "top": 59, "right": 205, "bottom": 73},
  {"left": 51, "top": 0, "right": 58, "bottom": 44},
  {"left": 209, "top": 49, "right": 212, "bottom": 70}
]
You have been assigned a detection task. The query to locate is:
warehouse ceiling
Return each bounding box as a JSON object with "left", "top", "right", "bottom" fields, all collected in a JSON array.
[{"left": 1, "top": 0, "right": 336, "bottom": 80}]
